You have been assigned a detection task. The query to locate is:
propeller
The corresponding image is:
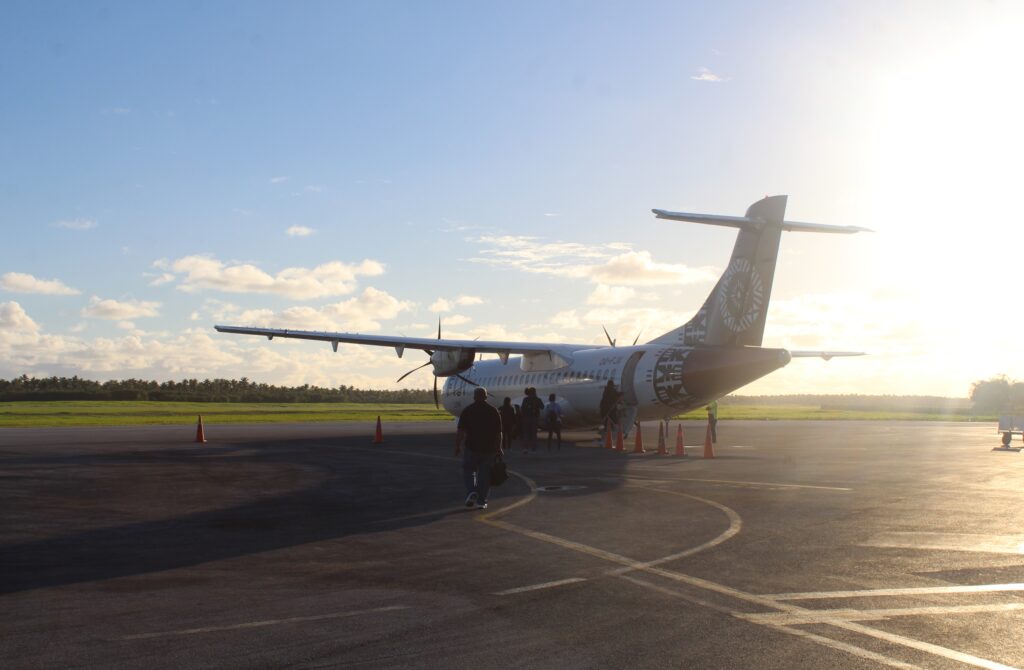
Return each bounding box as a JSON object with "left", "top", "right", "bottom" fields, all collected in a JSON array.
[
  {"left": 602, "top": 325, "right": 642, "bottom": 348},
  {"left": 395, "top": 318, "right": 442, "bottom": 409},
  {"left": 454, "top": 373, "right": 479, "bottom": 387},
  {"left": 394, "top": 318, "right": 479, "bottom": 408}
]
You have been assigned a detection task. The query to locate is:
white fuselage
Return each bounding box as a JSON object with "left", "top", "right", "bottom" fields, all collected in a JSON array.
[
  {"left": 441, "top": 343, "right": 792, "bottom": 428},
  {"left": 442, "top": 345, "right": 688, "bottom": 428}
]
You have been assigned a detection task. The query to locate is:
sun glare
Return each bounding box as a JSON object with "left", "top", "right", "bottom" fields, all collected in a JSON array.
[{"left": 859, "top": 10, "right": 1024, "bottom": 385}]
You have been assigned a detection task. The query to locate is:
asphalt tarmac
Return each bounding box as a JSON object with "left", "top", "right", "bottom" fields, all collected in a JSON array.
[{"left": 2, "top": 419, "right": 1023, "bottom": 669}]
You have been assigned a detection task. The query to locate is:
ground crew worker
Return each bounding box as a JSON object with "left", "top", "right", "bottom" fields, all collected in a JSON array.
[{"left": 706, "top": 400, "right": 718, "bottom": 443}]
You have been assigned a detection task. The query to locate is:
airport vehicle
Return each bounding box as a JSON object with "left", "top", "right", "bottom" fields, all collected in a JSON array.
[
  {"left": 216, "top": 195, "right": 866, "bottom": 430},
  {"left": 998, "top": 416, "right": 1024, "bottom": 448}
]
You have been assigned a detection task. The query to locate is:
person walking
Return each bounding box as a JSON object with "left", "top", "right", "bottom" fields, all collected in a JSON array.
[
  {"left": 454, "top": 387, "right": 503, "bottom": 510},
  {"left": 544, "top": 393, "right": 563, "bottom": 450},
  {"left": 706, "top": 400, "right": 719, "bottom": 443},
  {"left": 498, "top": 397, "right": 516, "bottom": 455},
  {"left": 520, "top": 387, "right": 543, "bottom": 454}
]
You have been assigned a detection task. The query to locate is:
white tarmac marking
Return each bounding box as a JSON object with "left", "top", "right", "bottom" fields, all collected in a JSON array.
[
  {"left": 632, "top": 475, "right": 851, "bottom": 491},
  {"left": 829, "top": 619, "right": 1020, "bottom": 670},
  {"left": 620, "top": 576, "right": 917, "bottom": 670},
  {"left": 478, "top": 474, "right": 1015, "bottom": 670},
  {"left": 118, "top": 605, "right": 410, "bottom": 641},
  {"left": 494, "top": 577, "right": 588, "bottom": 595},
  {"left": 769, "top": 583, "right": 1024, "bottom": 600},
  {"left": 740, "top": 603, "right": 1024, "bottom": 625},
  {"left": 608, "top": 485, "right": 742, "bottom": 575},
  {"left": 359, "top": 444, "right": 1017, "bottom": 669},
  {"left": 862, "top": 532, "right": 1024, "bottom": 555}
]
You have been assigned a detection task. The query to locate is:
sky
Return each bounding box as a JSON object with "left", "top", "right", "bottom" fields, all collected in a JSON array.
[{"left": 1, "top": 0, "right": 1022, "bottom": 397}]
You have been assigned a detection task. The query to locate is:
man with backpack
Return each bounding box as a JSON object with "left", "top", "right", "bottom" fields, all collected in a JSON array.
[{"left": 544, "top": 393, "right": 563, "bottom": 450}]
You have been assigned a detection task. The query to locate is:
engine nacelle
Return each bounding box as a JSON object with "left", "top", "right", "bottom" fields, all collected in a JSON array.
[{"left": 430, "top": 349, "right": 475, "bottom": 377}]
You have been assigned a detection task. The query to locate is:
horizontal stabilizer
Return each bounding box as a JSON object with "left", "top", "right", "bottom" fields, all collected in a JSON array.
[
  {"left": 789, "top": 350, "right": 866, "bottom": 361},
  {"left": 652, "top": 209, "right": 871, "bottom": 234}
]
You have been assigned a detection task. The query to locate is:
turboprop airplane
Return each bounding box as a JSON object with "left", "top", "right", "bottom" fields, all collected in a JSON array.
[{"left": 216, "top": 195, "right": 867, "bottom": 431}]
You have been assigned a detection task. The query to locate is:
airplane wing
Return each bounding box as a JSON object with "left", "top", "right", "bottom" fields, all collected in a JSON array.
[
  {"left": 789, "top": 350, "right": 866, "bottom": 361},
  {"left": 214, "top": 325, "right": 593, "bottom": 362}
]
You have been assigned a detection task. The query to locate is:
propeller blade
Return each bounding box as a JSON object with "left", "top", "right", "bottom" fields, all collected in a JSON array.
[
  {"left": 455, "top": 373, "right": 479, "bottom": 387},
  {"left": 433, "top": 375, "right": 439, "bottom": 409},
  {"left": 632, "top": 330, "right": 643, "bottom": 346},
  {"left": 395, "top": 360, "right": 432, "bottom": 383},
  {"left": 437, "top": 317, "right": 441, "bottom": 340},
  {"left": 602, "top": 325, "right": 616, "bottom": 347}
]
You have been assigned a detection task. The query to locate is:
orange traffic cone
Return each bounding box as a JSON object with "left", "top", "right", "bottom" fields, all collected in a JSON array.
[
  {"left": 195, "top": 415, "right": 207, "bottom": 444},
  {"left": 675, "top": 424, "right": 686, "bottom": 457},
  {"left": 656, "top": 421, "right": 668, "bottom": 455},
  {"left": 603, "top": 419, "right": 613, "bottom": 449},
  {"left": 615, "top": 424, "right": 624, "bottom": 452},
  {"left": 633, "top": 422, "right": 645, "bottom": 454},
  {"left": 373, "top": 416, "right": 384, "bottom": 444},
  {"left": 703, "top": 422, "right": 714, "bottom": 459}
]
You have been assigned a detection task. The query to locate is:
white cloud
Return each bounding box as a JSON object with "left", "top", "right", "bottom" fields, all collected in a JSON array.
[
  {"left": 691, "top": 66, "right": 724, "bottom": 82},
  {"left": 148, "top": 272, "right": 175, "bottom": 286},
  {"left": 82, "top": 297, "right": 161, "bottom": 320},
  {"left": 429, "top": 294, "right": 484, "bottom": 313},
  {"left": 270, "top": 176, "right": 289, "bottom": 184},
  {"left": 429, "top": 298, "right": 452, "bottom": 312},
  {"left": 443, "top": 314, "right": 471, "bottom": 326},
  {"left": 586, "top": 284, "right": 636, "bottom": 306},
  {"left": 220, "top": 287, "right": 413, "bottom": 332},
  {"left": 286, "top": 225, "right": 316, "bottom": 237},
  {"left": 0, "top": 272, "right": 80, "bottom": 295},
  {"left": 304, "top": 185, "right": 323, "bottom": 193},
  {"left": 589, "top": 251, "right": 717, "bottom": 286},
  {"left": 0, "top": 301, "right": 39, "bottom": 332},
  {"left": 54, "top": 218, "right": 97, "bottom": 231},
  {"left": 471, "top": 236, "right": 716, "bottom": 287},
  {"left": 161, "top": 255, "right": 385, "bottom": 299}
]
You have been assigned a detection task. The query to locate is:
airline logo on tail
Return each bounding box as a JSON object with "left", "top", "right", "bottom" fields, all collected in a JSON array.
[{"left": 719, "top": 257, "right": 765, "bottom": 333}]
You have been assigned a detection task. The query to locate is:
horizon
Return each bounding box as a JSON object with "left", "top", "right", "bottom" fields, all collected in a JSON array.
[{"left": 3, "top": 1, "right": 1023, "bottom": 397}]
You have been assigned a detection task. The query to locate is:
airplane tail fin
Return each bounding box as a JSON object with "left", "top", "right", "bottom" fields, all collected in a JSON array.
[{"left": 648, "top": 195, "right": 868, "bottom": 348}]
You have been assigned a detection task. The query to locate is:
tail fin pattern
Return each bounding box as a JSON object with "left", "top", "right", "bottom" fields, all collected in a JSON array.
[{"left": 649, "top": 195, "right": 787, "bottom": 348}]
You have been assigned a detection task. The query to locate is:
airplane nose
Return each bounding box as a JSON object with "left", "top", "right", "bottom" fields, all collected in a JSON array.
[{"left": 681, "top": 347, "right": 790, "bottom": 399}]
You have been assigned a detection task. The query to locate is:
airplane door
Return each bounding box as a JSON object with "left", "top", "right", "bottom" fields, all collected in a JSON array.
[{"left": 620, "top": 351, "right": 646, "bottom": 405}]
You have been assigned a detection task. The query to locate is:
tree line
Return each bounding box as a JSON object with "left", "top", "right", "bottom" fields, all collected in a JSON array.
[
  {"left": 2, "top": 374, "right": 1015, "bottom": 410},
  {"left": 969, "top": 375, "right": 1024, "bottom": 414},
  {"left": 0, "top": 376, "right": 434, "bottom": 404}
]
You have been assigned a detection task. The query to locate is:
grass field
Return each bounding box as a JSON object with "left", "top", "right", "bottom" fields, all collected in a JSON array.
[
  {"left": 0, "top": 401, "right": 451, "bottom": 427},
  {"left": 0, "top": 401, "right": 995, "bottom": 428}
]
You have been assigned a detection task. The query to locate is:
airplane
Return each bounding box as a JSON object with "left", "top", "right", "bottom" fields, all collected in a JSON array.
[{"left": 215, "top": 195, "right": 867, "bottom": 432}]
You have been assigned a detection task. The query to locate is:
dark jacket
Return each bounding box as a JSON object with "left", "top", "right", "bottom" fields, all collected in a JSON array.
[
  {"left": 458, "top": 401, "right": 502, "bottom": 453},
  {"left": 521, "top": 395, "right": 544, "bottom": 420},
  {"left": 499, "top": 404, "right": 516, "bottom": 432}
]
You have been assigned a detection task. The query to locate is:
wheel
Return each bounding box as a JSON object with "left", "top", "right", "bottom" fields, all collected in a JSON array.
[{"left": 1002, "top": 431, "right": 1012, "bottom": 446}]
